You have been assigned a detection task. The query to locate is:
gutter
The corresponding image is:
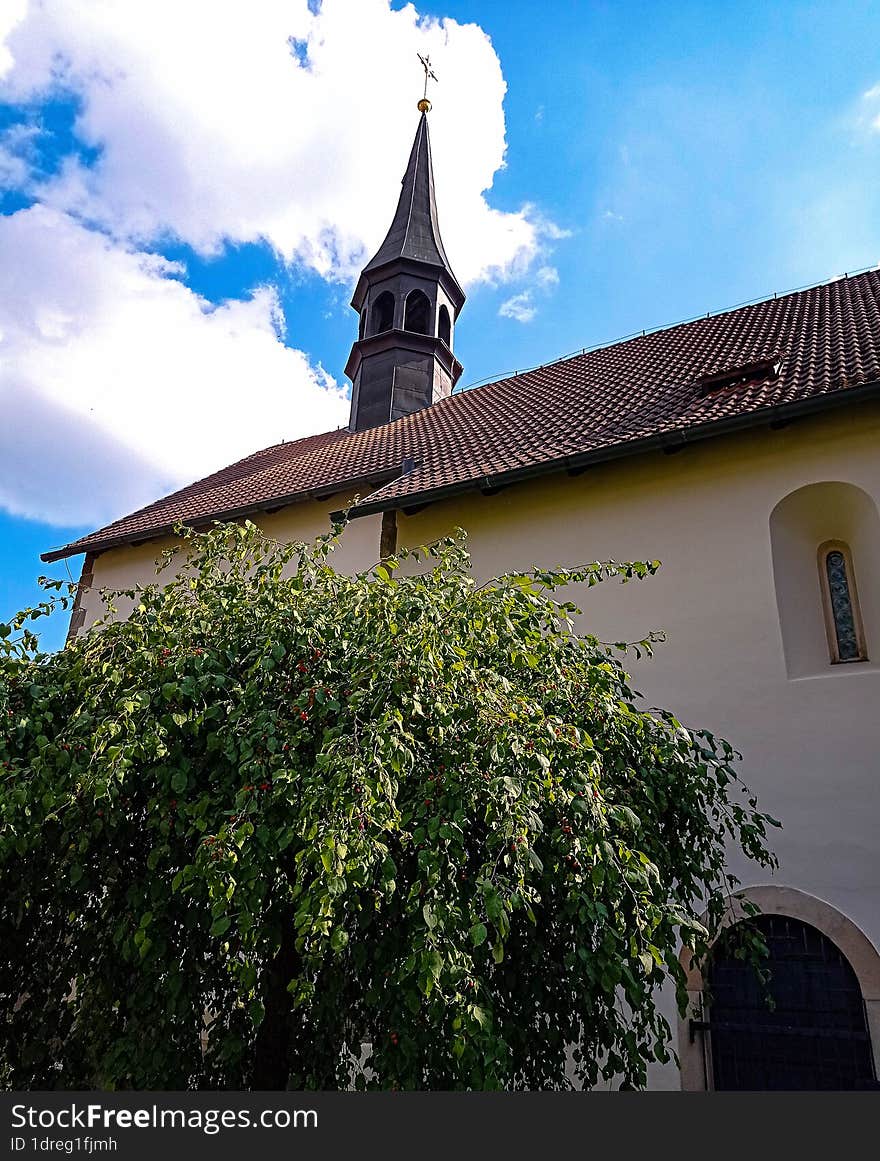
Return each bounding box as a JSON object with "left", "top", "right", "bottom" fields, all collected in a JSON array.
[{"left": 338, "top": 380, "right": 880, "bottom": 522}]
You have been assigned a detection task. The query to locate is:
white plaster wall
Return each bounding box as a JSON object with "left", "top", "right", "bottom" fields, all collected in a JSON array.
[{"left": 80, "top": 496, "right": 383, "bottom": 630}]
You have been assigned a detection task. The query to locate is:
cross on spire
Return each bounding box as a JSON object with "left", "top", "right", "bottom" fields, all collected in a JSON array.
[{"left": 416, "top": 52, "right": 437, "bottom": 112}]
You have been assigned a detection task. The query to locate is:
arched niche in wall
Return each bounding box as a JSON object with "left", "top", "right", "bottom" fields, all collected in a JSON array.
[
  {"left": 769, "top": 481, "right": 880, "bottom": 679},
  {"left": 438, "top": 304, "right": 451, "bottom": 346},
  {"left": 678, "top": 885, "right": 880, "bottom": 1090}
]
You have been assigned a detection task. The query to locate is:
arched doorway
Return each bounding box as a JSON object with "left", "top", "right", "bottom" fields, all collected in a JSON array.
[
  {"left": 706, "top": 914, "right": 876, "bottom": 1089},
  {"left": 678, "top": 886, "right": 880, "bottom": 1090}
]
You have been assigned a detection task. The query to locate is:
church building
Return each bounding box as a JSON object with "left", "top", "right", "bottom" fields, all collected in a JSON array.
[{"left": 43, "top": 100, "right": 880, "bottom": 1090}]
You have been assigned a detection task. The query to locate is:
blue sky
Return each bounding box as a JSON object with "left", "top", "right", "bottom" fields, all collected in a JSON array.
[{"left": 1, "top": 0, "right": 879, "bottom": 650}]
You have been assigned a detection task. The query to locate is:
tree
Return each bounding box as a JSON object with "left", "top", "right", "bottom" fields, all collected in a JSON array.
[{"left": 0, "top": 521, "right": 778, "bottom": 1090}]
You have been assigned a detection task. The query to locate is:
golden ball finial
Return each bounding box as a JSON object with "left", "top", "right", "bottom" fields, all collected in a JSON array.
[{"left": 417, "top": 97, "right": 432, "bottom": 113}]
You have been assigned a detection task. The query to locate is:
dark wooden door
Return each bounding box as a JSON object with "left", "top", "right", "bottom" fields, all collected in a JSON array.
[{"left": 707, "top": 915, "right": 877, "bottom": 1090}]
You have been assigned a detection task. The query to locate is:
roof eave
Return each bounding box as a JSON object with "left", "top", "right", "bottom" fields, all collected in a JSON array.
[
  {"left": 344, "top": 327, "right": 463, "bottom": 382},
  {"left": 40, "top": 467, "right": 402, "bottom": 564},
  {"left": 340, "top": 380, "right": 880, "bottom": 522}
]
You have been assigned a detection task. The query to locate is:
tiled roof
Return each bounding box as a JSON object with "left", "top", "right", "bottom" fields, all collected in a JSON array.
[{"left": 43, "top": 269, "right": 880, "bottom": 562}]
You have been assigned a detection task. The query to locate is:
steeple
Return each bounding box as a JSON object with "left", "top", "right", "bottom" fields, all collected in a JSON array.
[
  {"left": 346, "top": 92, "right": 466, "bottom": 432},
  {"left": 357, "top": 112, "right": 462, "bottom": 296}
]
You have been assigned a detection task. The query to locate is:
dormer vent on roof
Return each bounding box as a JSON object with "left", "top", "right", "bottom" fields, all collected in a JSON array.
[{"left": 696, "top": 356, "right": 782, "bottom": 396}]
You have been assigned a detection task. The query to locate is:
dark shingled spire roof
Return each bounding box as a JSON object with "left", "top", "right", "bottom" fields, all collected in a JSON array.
[{"left": 362, "top": 112, "right": 460, "bottom": 290}]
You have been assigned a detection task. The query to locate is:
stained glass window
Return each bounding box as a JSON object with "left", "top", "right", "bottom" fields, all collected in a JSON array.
[{"left": 820, "top": 544, "right": 866, "bottom": 663}]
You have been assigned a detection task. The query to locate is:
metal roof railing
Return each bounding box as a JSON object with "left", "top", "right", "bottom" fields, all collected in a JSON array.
[{"left": 453, "top": 264, "right": 878, "bottom": 395}]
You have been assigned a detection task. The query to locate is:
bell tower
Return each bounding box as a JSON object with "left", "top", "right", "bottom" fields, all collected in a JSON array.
[{"left": 345, "top": 80, "right": 466, "bottom": 432}]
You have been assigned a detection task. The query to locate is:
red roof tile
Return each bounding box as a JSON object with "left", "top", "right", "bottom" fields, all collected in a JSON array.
[{"left": 42, "top": 269, "right": 880, "bottom": 562}]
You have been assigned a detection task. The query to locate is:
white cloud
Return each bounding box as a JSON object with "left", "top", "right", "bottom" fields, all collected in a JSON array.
[
  {"left": 0, "top": 206, "right": 348, "bottom": 526},
  {"left": 0, "top": 122, "right": 39, "bottom": 187},
  {"left": 0, "top": 0, "right": 551, "bottom": 286},
  {"left": 0, "top": 145, "right": 27, "bottom": 188},
  {"left": 863, "top": 83, "right": 880, "bottom": 131},
  {"left": 498, "top": 264, "right": 560, "bottom": 323},
  {"left": 0, "top": 2, "right": 563, "bottom": 530},
  {"left": 498, "top": 291, "right": 536, "bottom": 324},
  {"left": 0, "top": 0, "right": 27, "bottom": 80}
]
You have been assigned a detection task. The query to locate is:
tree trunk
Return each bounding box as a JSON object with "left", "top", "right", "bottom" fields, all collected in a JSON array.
[{"left": 251, "top": 922, "right": 299, "bottom": 1089}]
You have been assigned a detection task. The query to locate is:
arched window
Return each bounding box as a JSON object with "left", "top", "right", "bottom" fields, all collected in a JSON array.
[
  {"left": 438, "top": 304, "right": 451, "bottom": 346},
  {"left": 769, "top": 482, "right": 880, "bottom": 679},
  {"left": 358, "top": 308, "right": 367, "bottom": 340},
  {"left": 371, "top": 291, "right": 394, "bottom": 335},
  {"left": 705, "top": 914, "right": 876, "bottom": 1090},
  {"left": 403, "top": 289, "right": 430, "bottom": 335},
  {"left": 818, "top": 540, "right": 867, "bottom": 663}
]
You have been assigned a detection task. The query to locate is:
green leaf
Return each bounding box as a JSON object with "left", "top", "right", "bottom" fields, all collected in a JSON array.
[
  {"left": 470, "top": 922, "right": 488, "bottom": 947},
  {"left": 330, "top": 927, "right": 349, "bottom": 952}
]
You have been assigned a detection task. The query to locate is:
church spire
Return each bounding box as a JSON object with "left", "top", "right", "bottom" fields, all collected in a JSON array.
[
  {"left": 357, "top": 111, "right": 462, "bottom": 298},
  {"left": 346, "top": 65, "right": 466, "bottom": 433}
]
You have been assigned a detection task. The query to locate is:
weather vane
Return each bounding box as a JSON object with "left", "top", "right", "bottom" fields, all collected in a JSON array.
[{"left": 417, "top": 52, "right": 437, "bottom": 112}]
